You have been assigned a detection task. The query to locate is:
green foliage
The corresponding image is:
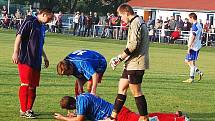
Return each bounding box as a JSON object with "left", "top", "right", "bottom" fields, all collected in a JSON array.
[
  {"left": 10, "top": 0, "right": 130, "bottom": 14},
  {"left": 0, "top": 30, "right": 215, "bottom": 121}
]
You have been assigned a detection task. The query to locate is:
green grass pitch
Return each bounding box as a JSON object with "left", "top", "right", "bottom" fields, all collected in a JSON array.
[{"left": 0, "top": 30, "right": 215, "bottom": 121}]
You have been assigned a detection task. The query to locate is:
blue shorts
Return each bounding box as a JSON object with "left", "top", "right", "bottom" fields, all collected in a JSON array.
[
  {"left": 185, "top": 49, "right": 199, "bottom": 61},
  {"left": 96, "top": 59, "right": 107, "bottom": 73}
]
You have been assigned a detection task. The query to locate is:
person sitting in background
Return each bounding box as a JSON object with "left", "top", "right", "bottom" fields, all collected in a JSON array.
[{"left": 170, "top": 27, "right": 181, "bottom": 43}]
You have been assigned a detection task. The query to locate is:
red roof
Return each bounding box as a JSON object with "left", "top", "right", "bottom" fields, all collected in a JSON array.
[{"left": 128, "top": 0, "right": 215, "bottom": 12}]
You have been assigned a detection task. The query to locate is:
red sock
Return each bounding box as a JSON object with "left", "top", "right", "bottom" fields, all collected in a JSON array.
[
  {"left": 19, "top": 86, "right": 29, "bottom": 112},
  {"left": 27, "top": 87, "right": 36, "bottom": 110}
]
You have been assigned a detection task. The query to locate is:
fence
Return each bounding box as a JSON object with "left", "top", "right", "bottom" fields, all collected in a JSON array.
[{"left": 92, "top": 25, "right": 215, "bottom": 47}]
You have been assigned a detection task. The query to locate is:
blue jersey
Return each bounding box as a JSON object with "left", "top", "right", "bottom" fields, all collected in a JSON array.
[
  {"left": 65, "top": 50, "right": 107, "bottom": 80},
  {"left": 188, "top": 22, "right": 202, "bottom": 51},
  {"left": 76, "top": 93, "right": 113, "bottom": 121},
  {"left": 17, "top": 16, "right": 45, "bottom": 70}
]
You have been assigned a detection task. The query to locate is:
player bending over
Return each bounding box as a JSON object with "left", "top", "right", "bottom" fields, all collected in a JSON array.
[{"left": 57, "top": 50, "right": 107, "bottom": 96}]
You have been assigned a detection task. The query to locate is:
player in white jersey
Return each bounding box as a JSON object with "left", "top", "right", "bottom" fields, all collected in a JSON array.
[{"left": 183, "top": 13, "right": 203, "bottom": 83}]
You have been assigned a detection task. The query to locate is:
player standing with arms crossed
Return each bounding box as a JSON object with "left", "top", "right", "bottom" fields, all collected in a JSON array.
[
  {"left": 12, "top": 8, "right": 54, "bottom": 118},
  {"left": 108, "top": 4, "right": 149, "bottom": 121}
]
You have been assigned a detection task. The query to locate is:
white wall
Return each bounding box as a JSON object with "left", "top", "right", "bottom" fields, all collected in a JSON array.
[
  {"left": 133, "top": 8, "right": 144, "bottom": 17},
  {"left": 156, "top": 10, "right": 215, "bottom": 25},
  {"left": 132, "top": 8, "right": 215, "bottom": 25}
]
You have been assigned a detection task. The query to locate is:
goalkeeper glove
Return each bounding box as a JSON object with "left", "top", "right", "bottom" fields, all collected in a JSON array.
[{"left": 109, "top": 55, "right": 123, "bottom": 70}]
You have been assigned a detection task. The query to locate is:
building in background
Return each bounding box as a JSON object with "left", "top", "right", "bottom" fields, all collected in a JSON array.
[{"left": 128, "top": 0, "right": 215, "bottom": 26}]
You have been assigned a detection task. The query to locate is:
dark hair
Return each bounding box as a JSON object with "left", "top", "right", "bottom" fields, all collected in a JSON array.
[
  {"left": 189, "top": 13, "right": 197, "bottom": 20},
  {"left": 117, "top": 4, "right": 134, "bottom": 15},
  {"left": 60, "top": 96, "right": 76, "bottom": 110}
]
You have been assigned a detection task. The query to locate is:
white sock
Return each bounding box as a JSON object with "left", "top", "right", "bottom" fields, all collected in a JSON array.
[{"left": 190, "top": 66, "right": 195, "bottom": 79}]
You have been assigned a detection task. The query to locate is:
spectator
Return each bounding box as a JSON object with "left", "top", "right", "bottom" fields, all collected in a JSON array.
[
  {"left": 203, "top": 19, "right": 210, "bottom": 32},
  {"left": 176, "top": 16, "right": 184, "bottom": 30},
  {"left": 169, "top": 16, "right": 176, "bottom": 30},
  {"left": 164, "top": 17, "right": 169, "bottom": 29},
  {"left": 146, "top": 16, "right": 155, "bottom": 27},
  {"left": 119, "top": 20, "right": 128, "bottom": 40},
  {"left": 78, "top": 12, "right": 85, "bottom": 36},
  {"left": 199, "top": 19, "right": 203, "bottom": 28},
  {"left": 159, "top": 16, "right": 163, "bottom": 23},
  {"left": 73, "top": 11, "right": 80, "bottom": 35},
  {"left": 1, "top": 5, "right": 7, "bottom": 17},
  {"left": 183, "top": 18, "right": 191, "bottom": 31},
  {"left": 84, "top": 12, "right": 93, "bottom": 37},
  {"left": 101, "top": 13, "right": 111, "bottom": 38},
  {"left": 154, "top": 19, "right": 162, "bottom": 29},
  {"left": 92, "top": 12, "right": 100, "bottom": 37},
  {"left": 148, "top": 25, "right": 155, "bottom": 42},
  {"left": 170, "top": 27, "right": 181, "bottom": 43},
  {"left": 2, "top": 14, "right": 9, "bottom": 28},
  {"left": 110, "top": 13, "right": 121, "bottom": 39},
  {"left": 15, "top": 9, "right": 22, "bottom": 19},
  {"left": 56, "top": 11, "right": 63, "bottom": 33},
  {"left": 9, "top": 14, "right": 17, "bottom": 29}
]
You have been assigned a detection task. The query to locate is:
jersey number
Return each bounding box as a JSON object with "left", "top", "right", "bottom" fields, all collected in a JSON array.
[{"left": 72, "top": 50, "right": 87, "bottom": 55}]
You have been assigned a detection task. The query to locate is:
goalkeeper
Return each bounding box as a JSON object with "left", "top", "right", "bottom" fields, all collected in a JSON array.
[{"left": 109, "top": 3, "right": 150, "bottom": 121}]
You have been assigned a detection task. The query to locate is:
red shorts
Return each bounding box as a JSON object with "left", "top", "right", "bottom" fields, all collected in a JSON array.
[
  {"left": 18, "top": 64, "right": 40, "bottom": 87},
  {"left": 118, "top": 107, "right": 140, "bottom": 121}
]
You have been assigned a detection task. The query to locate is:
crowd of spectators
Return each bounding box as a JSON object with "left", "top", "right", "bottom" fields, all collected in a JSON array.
[
  {"left": 1, "top": 5, "right": 215, "bottom": 45},
  {"left": 146, "top": 15, "right": 215, "bottom": 44}
]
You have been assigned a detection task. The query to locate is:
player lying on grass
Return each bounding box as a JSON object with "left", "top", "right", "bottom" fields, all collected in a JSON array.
[
  {"left": 57, "top": 50, "right": 107, "bottom": 96},
  {"left": 54, "top": 93, "right": 190, "bottom": 121}
]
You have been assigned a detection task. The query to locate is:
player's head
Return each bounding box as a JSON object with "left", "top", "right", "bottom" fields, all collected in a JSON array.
[
  {"left": 57, "top": 60, "right": 74, "bottom": 76},
  {"left": 188, "top": 13, "right": 197, "bottom": 23},
  {"left": 117, "top": 4, "right": 134, "bottom": 24},
  {"left": 60, "top": 96, "right": 76, "bottom": 110},
  {"left": 37, "top": 8, "right": 54, "bottom": 24}
]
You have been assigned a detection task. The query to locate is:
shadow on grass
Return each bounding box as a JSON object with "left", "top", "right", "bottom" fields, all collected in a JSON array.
[{"left": 35, "top": 112, "right": 55, "bottom": 120}]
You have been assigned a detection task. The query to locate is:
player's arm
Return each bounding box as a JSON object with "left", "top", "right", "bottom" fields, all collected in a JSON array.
[
  {"left": 54, "top": 113, "right": 85, "bottom": 121},
  {"left": 42, "top": 48, "right": 49, "bottom": 68},
  {"left": 76, "top": 79, "right": 84, "bottom": 94},
  {"left": 110, "top": 23, "right": 141, "bottom": 70},
  {"left": 12, "top": 34, "right": 22, "bottom": 64},
  {"left": 91, "top": 72, "right": 99, "bottom": 95},
  {"left": 125, "top": 23, "right": 141, "bottom": 55},
  {"left": 12, "top": 20, "right": 32, "bottom": 64},
  {"left": 187, "top": 29, "right": 197, "bottom": 54}
]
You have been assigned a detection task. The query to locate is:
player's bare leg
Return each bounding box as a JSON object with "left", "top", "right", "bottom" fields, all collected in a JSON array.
[{"left": 129, "top": 84, "right": 148, "bottom": 121}]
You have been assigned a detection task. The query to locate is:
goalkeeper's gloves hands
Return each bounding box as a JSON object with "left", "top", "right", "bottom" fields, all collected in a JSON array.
[{"left": 109, "top": 55, "right": 123, "bottom": 70}]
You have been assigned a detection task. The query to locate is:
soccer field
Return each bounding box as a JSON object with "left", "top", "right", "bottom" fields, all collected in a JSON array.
[{"left": 0, "top": 30, "right": 215, "bottom": 121}]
